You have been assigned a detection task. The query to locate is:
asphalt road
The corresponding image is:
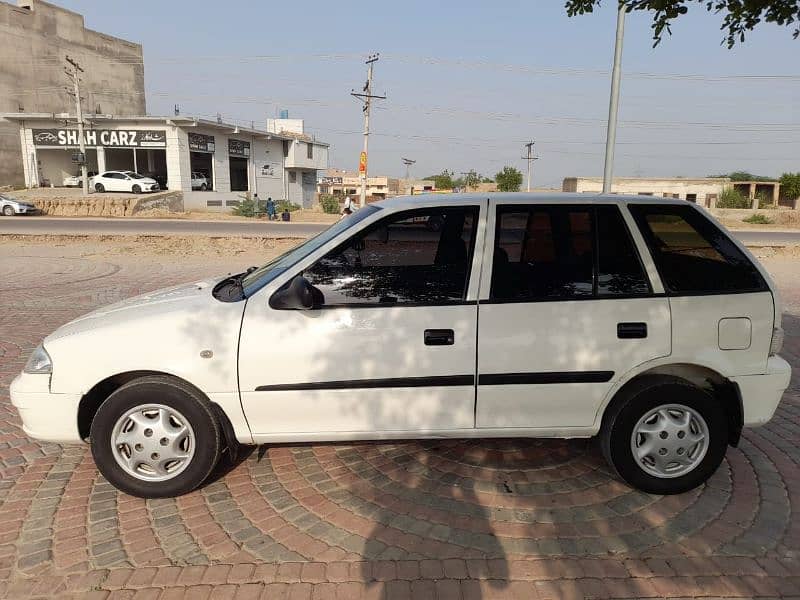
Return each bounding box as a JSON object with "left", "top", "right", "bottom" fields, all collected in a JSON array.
[{"left": 1, "top": 216, "right": 800, "bottom": 246}]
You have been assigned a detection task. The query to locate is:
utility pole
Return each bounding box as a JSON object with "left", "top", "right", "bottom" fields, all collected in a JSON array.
[
  {"left": 351, "top": 53, "right": 385, "bottom": 208},
  {"left": 603, "top": 4, "right": 626, "bottom": 194},
  {"left": 65, "top": 55, "right": 88, "bottom": 197},
  {"left": 459, "top": 171, "right": 473, "bottom": 193},
  {"left": 402, "top": 157, "right": 415, "bottom": 194},
  {"left": 521, "top": 141, "right": 539, "bottom": 192}
]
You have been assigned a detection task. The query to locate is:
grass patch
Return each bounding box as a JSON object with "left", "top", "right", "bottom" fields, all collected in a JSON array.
[{"left": 743, "top": 214, "right": 773, "bottom": 225}]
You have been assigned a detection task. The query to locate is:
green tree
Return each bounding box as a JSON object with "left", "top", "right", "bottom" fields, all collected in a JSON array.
[
  {"left": 710, "top": 171, "right": 777, "bottom": 182},
  {"left": 716, "top": 187, "right": 750, "bottom": 209},
  {"left": 564, "top": 1, "right": 800, "bottom": 48},
  {"left": 495, "top": 166, "right": 523, "bottom": 192},
  {"left": 424, "top": 169, "right": 457, "bottom": 190},
  {"left": 463, "top": 170, "right": 481, "bottom": 191},
  {"left": 779, "top": 172, "right": 800, "bottom": 200}
]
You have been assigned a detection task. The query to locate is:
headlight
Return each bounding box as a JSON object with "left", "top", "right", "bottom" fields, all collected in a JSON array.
[{"left": 24, "top": 344, "right": 52, "bottom": 374}]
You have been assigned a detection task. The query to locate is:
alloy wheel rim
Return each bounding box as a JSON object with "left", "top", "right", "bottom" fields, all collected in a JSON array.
[
  {"left": 630, "top": 403, "right": 709, "bottom": 479},
  {"left": 110, "top": 404, "right": 195, "bottom": 482}
]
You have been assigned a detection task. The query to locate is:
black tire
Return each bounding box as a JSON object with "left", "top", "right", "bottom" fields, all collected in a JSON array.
[
  {"left": 2, "top": 206, "right": 14, "bottom": 216},
  {"left": 132, "top": 184, "right": 141, "bottom": 194},
  {"left": 600, "top": 375, "right": 728, "bottom": 495},
  {"left": 90, "top": 375, "right": 221, "bottom": 498},
  {"left": 95, "top": 183, "right": 105, "bottom": 193},
  {"left": 426, "top": 215, "right": 444, "bottom": 232}
]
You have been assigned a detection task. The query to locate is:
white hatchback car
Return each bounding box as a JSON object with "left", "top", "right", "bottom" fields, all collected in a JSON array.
[
  {"left": 92, "top": 170, "right": 160, "bottom": 193},
  {"left": 191, "top": 172, "right": 209, "bottom": 191},
  {"left": 11, "top": 194, "right": 791, "bottom": 498}
]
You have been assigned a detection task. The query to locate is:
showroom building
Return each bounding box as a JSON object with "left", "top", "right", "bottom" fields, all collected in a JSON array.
[{"left": 1, "top": 113, "right": 329, "bottom": 210}]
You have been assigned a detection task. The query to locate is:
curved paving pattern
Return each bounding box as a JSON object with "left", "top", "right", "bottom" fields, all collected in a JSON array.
[{"left": 1, "top": 249, "right": 799, "bottom": 598}]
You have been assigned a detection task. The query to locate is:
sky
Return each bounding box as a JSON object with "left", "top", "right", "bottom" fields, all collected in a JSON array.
[{"left": 56, "top": 0, "right": 799, "bottom": 187}]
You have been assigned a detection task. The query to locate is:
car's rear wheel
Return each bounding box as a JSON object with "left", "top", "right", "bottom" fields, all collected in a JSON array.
[
  {"left": 2, "top": 206, "right": 14, "bottom": 216},
  {"left": 601, "top": 375, "right": 728, "bottom": 495},
  {"left": 95, "top": 183, "right": 105, "bottom": 193},
  {"left": 132, "top": 184, "right": 142, "bottom": 194},
  {"left": 90, "top": 376, "right": 221, "bottom": 498}
]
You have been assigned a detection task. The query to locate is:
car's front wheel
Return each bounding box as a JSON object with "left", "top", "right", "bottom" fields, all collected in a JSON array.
[
  {"left": 2, "top": 206, "right": 14, "bottom": 216},
  {"left": 90, "top": 376, "right": 221, "bottom": 498},
  {"left": 601, "top": 375, "right": 728, "bottom": 495},
  {"left": 132, "top": 184, "right": 141, "bottom": 194}
]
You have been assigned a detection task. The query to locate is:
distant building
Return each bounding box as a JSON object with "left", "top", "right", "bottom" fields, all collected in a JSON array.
[
  {"left": 563, "top": 176, "right": 728, "bottom": 207},
  {"left": 563, "top": 176, "right": 793, "bottom": 209},
  {"left": 0, "top": 0, "right": 146, "bottom": 187},
  {"left": 318, "top": 169, "right": 401, "bottom": 200},
  {"left": 2, "top": 113, "right": 329, "bottom": 210}
]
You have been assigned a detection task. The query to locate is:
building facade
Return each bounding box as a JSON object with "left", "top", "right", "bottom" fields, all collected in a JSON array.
[
  {"left": 318, "top": 169, "right": 399, "bottom": 200},
  {"left": 0, "top": 0, "right": 145, "bottom": 187},
  {"left": 563, "top": 177, "right": 730, "bottom": 207},
  {"left": 1, "top": 114, "right": 329, "bottom": 210}
]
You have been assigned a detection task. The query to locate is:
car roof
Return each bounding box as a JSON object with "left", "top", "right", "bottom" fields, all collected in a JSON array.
[{"left": 372, "top": 192, "right": 690, "bottom": 210}]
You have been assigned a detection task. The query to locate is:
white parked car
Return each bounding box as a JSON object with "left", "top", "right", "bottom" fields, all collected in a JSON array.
[
  {"left": 0, "top": 193, "right": 37, "bottom": 216},
  {"left": 91, "top": 170, "right": 160, "bottom": 193},
  {"left": 11, "top": 194, "right": 791, "bottom": 498},
  {"left": 63, "top": 170, "right": 98, "bottom": 187},
  {"left": 191, "top": 172, "right": 208, "bottom": 191}
]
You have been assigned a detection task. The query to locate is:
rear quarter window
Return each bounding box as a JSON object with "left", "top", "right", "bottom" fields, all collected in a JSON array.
[{"left": 629, "top": 204, "right": 766, "bottom": 294}]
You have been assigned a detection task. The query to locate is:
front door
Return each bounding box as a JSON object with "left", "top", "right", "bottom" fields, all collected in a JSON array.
[
  {"left": 476, "top": 202, "right": 671, "bottom": 429},
  {"left": 238, "top": 204, "right": 484, "bottom": 439}
]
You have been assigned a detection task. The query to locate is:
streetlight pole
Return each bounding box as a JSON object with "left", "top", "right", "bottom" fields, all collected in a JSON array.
[{"left": 602, "top": 4, "right": 626, "bottom": 194}]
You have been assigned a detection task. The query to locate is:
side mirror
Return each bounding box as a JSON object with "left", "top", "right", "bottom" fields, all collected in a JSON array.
[{"left": 269, "top": 275, "right": 316, "bottom": 310}]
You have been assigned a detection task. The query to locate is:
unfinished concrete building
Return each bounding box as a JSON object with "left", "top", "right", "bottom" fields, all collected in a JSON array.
[{"left": 0, "top": 0, "right": 145, "bottom": 187}]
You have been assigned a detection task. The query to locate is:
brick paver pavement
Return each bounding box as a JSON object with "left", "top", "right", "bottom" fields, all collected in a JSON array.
[{"left": 1, "top": 247, "right": 799, "bottom": 599}]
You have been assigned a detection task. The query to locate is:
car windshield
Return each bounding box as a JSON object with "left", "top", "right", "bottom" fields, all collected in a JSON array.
[
  {"left": 125, "top": 172, "right": 145, "bottom": 179},
  {"left": 241, "top": 204, "right": 381, "bottom": 296}
]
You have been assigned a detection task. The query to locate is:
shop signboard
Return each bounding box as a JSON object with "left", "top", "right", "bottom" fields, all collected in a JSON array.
[
  {"left": 228, "top": 139, "right": 251, "bottom": 158},
  {"left": 188, "top": 133, "right": 215, "bottom": 152},
  {"left": 32, "top": 129, "right": 166, "bottom": 148}
]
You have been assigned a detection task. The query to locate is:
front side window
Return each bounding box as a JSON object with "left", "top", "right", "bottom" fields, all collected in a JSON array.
[
  {"left": 490, "top": 204, "right": 650, "bottom": 301},
  {"left": 303, "top": 207, "right": 478, "bottom": 306},
  {"left": 629, "top": 204, "right": 766, "bottom": 294}
]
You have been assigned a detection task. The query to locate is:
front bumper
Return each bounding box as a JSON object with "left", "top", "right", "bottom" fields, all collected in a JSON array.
[
  {"left": 13, "top": 205, "right": 37, "bottom": 214},
  {"left": 9, "top": 373, "right": 83, "bottom": 443},
  {"left": 732, "top": 355, "right": 792, "bottom": 426}
]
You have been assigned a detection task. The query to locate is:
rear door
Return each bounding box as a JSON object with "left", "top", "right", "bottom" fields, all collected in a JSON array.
[
  {"left": 476, "top": 202, "right": 671, "bottom": 430},
  {"left": 238, "top": 203, "right": 486, "bottom": 438}
]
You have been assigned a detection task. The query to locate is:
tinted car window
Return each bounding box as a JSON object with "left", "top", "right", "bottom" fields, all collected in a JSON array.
[
  {"left": 629, "top": 204, "right": 766, "bottom": 294},
  {"left": 304, "top": 207, "right": 478, "bottom": 306},
  {"left": 597, "top": 206, "right": 650, "bottom": 296},
  {"left": 491, "top": 205, "right": 594, "bottom": 300}
]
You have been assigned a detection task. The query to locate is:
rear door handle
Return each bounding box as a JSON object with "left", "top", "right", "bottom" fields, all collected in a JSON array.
[
  {"left": 424, "top": 329, "right": 455, "bottom": 346},
  {"left": 618, "top": 322, "right": 647, "bottom": 339}
]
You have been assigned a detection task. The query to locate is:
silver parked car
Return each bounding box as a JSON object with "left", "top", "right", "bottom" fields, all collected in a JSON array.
[{"left": 0, "top": 193, "right": 37, "bottom": 216}]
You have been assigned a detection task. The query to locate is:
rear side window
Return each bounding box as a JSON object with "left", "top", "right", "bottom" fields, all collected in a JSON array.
[
  {"left": 629, "top": 204, "right": 766, "bottom": 294},
  {"left": 490, "top": 204, "right": 649, "bottom": 301}
]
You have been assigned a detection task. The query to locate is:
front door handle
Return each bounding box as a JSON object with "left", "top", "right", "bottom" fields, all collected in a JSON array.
[
  {"left": 424, "top": 329, "right": 455, "bottom": 346},
  {"left": 618, "top": 322, "right": 647, "bottom": 339}
]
